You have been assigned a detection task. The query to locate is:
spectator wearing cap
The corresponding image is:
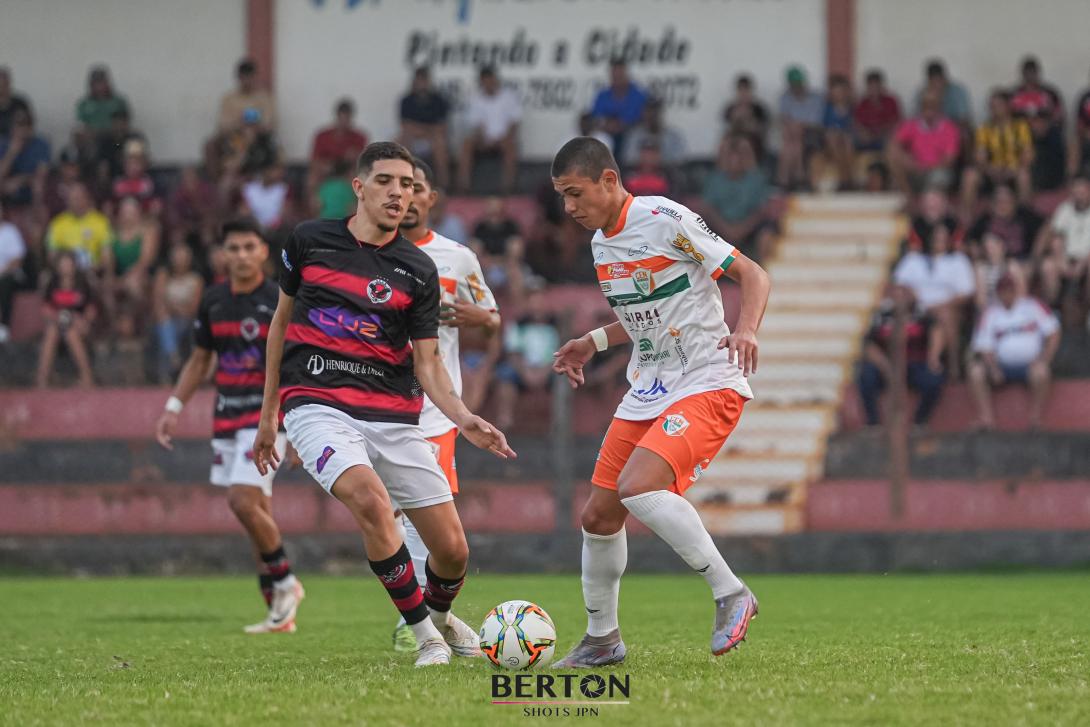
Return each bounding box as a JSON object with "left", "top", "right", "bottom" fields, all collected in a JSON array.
[
  {"left": 1011, "top": 56, "right": 1063, "bottom": 129},
  {"left": 621, "top": 98, "right": 686, "bottom": 169},
  {"left": 0, "top": 198, "right": 26, "bottom": 343},
  {"left": 915, "top": 59, "right": 972, "bottom": 127},
  {"left": 858, "top": 286, "right": 946, "bottom": 428},
  {"left": 591, "top": 59, "right": 649, "bottom": 157},
  {"left": 701, "top": 134, "right": 774, "bottom": 262},
  {"left": 723, "top": 74, "right": 771, "bottom": 161},
  {"left": 968, "top": 273, "right": 1060, "bottom": 430},
  {"left": 854, "top": 69, "right": 902, "bottom": 153},
  {"left": 45, "top": 182, "right": 112, "bottom": 272},
  {"left": 777, "top": 65, "right": 824, "bottom": 190},
  {"left": 0, "top": 66, "right": 32, "bottom": 138},
  {"left": 961, "top": 90, "right": 1033, "bottom": 215},
  {"left": 1034, "top": 174, "right": 1090, "bottom": 313},
  {"left": 0, "top": 107, "right": 50, "bottom": 210},
  {"left": 218, "top": 58, "right": 276, "bottom": 135},
  {"left": 888, "top": 89, "right": 961, "bottom": 195},
  {"left": 398, "top": 67, "right": 451, "bottom": 189},
  {"left": 76, "top": 66, "right": 129, "bottom": 138},
  {"left": 458, "top": 66, "right": 522, "bottom": 194},
  {"left": 309, "top": 98, "right": 368, "bottom": 179}
]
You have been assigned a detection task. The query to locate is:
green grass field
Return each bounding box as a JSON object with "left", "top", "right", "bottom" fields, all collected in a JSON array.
[{"left": 2, "top": 573, "right": 1088, "bottom": 726}]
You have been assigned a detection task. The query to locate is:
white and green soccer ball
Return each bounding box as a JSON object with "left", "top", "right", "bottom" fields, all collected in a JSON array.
[{"left": 479, "top": 599, "right": 556, "bottom": 670}]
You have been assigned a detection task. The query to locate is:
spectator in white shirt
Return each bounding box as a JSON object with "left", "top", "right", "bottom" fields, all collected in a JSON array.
[
  {"left": 0, "top": 199, "right": 27, "bottom": 343},
  {"left": 1034, "top": 173, "right": 1090, "bottom": 312},
  {"left": 458, "top": 66, "right": 522, "bottom": 194},
  {"left": 968, "top": 274, "right": 1060, "bottom": 429},
  {"left": 893, "top": 224, "right": 976, "bottom": 377},
  {"left": 241, "top": 163, "right": 290, "bottom": 232}
]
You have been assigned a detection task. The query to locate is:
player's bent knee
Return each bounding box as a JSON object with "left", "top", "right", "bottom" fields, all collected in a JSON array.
[{"left": 580, "top": 501, "right": 626, "bottom": 535}]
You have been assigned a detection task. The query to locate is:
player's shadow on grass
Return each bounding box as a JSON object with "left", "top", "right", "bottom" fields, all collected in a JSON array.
[{"left": 86, "top": 613, "right": 222, "bottom": 624}]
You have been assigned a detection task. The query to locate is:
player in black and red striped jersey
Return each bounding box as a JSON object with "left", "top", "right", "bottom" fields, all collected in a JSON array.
[
  {"left": 253, "top": 142, "right": 515, "bottom": 667},
  {"left": 155, "top": 219, "right": 303, "bottom": 634}
]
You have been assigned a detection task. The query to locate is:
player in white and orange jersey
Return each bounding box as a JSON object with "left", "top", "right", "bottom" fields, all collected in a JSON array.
[{"left": 549, "top": 136, "right": 771, "bottom": 666}]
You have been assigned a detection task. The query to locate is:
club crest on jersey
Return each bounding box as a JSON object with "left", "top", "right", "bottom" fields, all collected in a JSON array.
[
  {"left": 239, "top": 317, "right": 260, "bottom": 341},
  {"left": 281, "top": 249, "right": 293, "bottom": 271},
  {"left": 367, "top": 278, "right": 393, "bottom": 304},
  {"left": 316, "top": 446, "right": 336, "bottom": 474},
  {"left": 663, "top": 414, "right": 690, "bottom": 437},
  {"left": 632, "top": 267, "right": 655, "bottom": 296}
]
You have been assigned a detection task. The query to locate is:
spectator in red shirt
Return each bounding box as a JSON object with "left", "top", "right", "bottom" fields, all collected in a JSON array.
[
  {"left": 624, "top": 139, "right": 672, "bottom": 197},
  {"left": 1011, "top": 56, "right": 1063, "bottom": 129},
  {"left": 854, "top": 69, "right": 901, "bottom": 152},
  {"left": 888, "top": 90, "right": 960, "bottom": 195},
  {"left": 111, "top": 139, "right": 159, "bottom": 217},
  {"left": 168, "top": 165, "right": 219, "bottom": 240},
  {"left": 308, "top": 98, "right": 368, "bottom": 192}
]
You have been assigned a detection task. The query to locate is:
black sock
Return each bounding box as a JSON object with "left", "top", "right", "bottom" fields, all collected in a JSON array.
[
  {"left": 369, "top": 544, "right": 428, "bottom": 625},
  {"left": 260, "top": 545, "right": 293, "bottom": 584},
  {"left": 424, "top": 559, "right": 465, "bottom": 613},
  {"left": 258, "top": 572, "right": 274, "bottom": 606}
]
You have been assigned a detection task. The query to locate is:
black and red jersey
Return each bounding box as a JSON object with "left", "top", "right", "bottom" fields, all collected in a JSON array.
[
  {"left": 193, "top": 278, "right": 279, "bottom": 439},
  {"left": 278, "top": 217, "right": 440, "bottom": 424}
]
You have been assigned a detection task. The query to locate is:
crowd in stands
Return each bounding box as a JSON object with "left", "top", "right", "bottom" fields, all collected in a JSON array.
[{"left": 1, "top": 53, "right": 1089, "bottom": 432}]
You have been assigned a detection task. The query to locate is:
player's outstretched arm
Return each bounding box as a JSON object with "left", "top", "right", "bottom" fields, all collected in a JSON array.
[
  {"left": 552, "top": 321, "right": 628, "bottom": 388},
  {"left": 719, "top": 252, "right": 770, "bottom": 377},
  {"left": 412, "top": 338, "right": 516, "bottom": 459},
  {"left": 254, "top": 290, "right": 294, "bottom": 475},
  {"left": 155, "top": 346, "right": 214, "bottom": 450}
]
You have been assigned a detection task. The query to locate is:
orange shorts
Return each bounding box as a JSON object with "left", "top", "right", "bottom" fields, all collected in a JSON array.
[
  {"left": 591, "top": 388, "right": 746, "bottom": 495},
  {"left": 427, "top": 428, "right": 459, "bottom": 494}
]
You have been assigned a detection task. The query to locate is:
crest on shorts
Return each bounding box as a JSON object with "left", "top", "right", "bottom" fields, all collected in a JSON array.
[
  {"left": 316, "top": 446, "right": 336, "bottom": 474},
  {"left": 367, "top": 278, "right": 393, "bottom": 304},
  {"left": 239, "top": 316, "right": 260, "bottom": 341},
  {"left": 663, "top": 414, "right": 690, "bottom": 437},
  {"left": 632, "top": 268, "right": 654, "bottom": 296}
]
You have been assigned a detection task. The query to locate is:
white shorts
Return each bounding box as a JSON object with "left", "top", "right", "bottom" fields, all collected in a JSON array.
[
  {"left": 210, "top": 428, "right": 286, "bottom": 497},
  {"left": 284, "top": 404, "right": 453, "bottom": 509}
]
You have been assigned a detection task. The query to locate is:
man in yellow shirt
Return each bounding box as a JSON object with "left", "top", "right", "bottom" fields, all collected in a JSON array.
[
  {"left": 962, "top": 90, "right": 1033, "bottom": 214},
  {"left": 45, "top": 182, "right": 112, "bottom": 270}
]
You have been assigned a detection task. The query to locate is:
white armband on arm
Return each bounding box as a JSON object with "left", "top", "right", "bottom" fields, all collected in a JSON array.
[{"left": 589, "top": 327, "right": 609, "bottom": 352}]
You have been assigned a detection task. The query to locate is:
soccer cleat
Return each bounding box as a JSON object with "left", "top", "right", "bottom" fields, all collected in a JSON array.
[
  {"left": 711, "top": 585, "right": 758, "bottom": 656},
  {"left": 553, "top": 630, "right": 626, "bottom": 668},
  {"left": 392, "top": 621, "right": 417, "bottom": 653},
  {"left": 243, "top": 617, "right": 297, "bottom": 634},
  {"left": 414, "top": 637, "right": 452, "bottom": 667},
  {"left": 436, "top": 613, "right": 482, "bottom": 658}
]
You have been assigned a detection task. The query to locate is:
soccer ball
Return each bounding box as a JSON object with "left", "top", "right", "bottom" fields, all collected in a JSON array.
[{"left": 478, "top": 600, "right": 556, "bottom": 670}]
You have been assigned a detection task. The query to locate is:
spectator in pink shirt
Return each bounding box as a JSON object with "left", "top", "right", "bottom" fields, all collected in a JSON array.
[{"left": 888, "top": 90, "right": 960, "bottom": 195}]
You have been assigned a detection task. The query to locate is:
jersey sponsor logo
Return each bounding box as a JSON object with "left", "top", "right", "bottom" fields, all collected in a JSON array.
[
  {"left": 637, "top": 337, "right": 671, "bottom": 367},
  {"left": 310, "top": 307, "right": 383, "bottom": 340},
  {"left": 281, "top": 249, "right": 293, "bottom": 271},
  {"left": 663, "top": 413, "right": 690, "bottom": 437},
  {"left": 240, "top": 317, "right": 261, "bottom": 342},
  {"left": 219, "top": 345, "right": 263, "bottom": 374},
  {"left": 632, "top": 268, "right": 655, "bottom": 296},
  {"left": 651, "top": 205, "right": 683, "bottom": 221},
  {"left": 257, "top": 304, "right": 273, "bottom": 315},
  {"left": 306, "top": 354, "right": 387, "bottom": 378},
  {"left": 367, "top": 277, "right": 394, "bottom": 304},
  {"left": 316, "top": 445, "right": 336, "bottom": 474},
  {"left": 627, "top": 244, "right": 649, "bottom": 257},
  {"left": 632, "top": 377, "right": 668, "bottom": 403},
  {"left": 393, "top": 266, "right": 426, "bottom": 285},
  {"left": 466, "top": 272, "right": 488, "bottom": 303},
  {"left": 690, "top": 458, "right": 711, "bottom": 482},
  {"left": 622, "top": 307, "right": 662, "bottom": 331},
  {"left": 306, "top": 354, "right": 326, "bottom": 375},
  {"left": 668, "top": 326, "right": 689, "bottom": 372},
  {"left": 694, "top": 216, "right": 721, "bottom": 240},
  {"left": 217, "top": 393, "right": 265, "bottom": 411},
  {"left": 606, "top": 262, "right": 628, "bottom": 279},
  {"left": 600, "top": 281, "right": 612, "bottom": 293},
  {"left": 671, "top": 233, "right": 704, "bottom": 263}
]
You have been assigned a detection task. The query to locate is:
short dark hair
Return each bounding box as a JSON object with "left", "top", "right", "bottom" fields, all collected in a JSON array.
[
  {"left": 237, "top": 58, "right": 256, "bottom": 77},
  {"left": 735, "top": 74, "right": 753, "bottom": 89},
  {"left": 412, "top": 156, "right": 437, "bottom": 188},
  {"left": 356, "top": 141, "right": 414, "bottom": 177},
  {"left": 335, "top": 98, "right": 354, "bottom": 115},
  {"left": 990, "top": 88, "right": 1012, "bottom": 104},
  {"left": 925, "top": 59, "right": 946, "bottom": 78},
  {"left": 479, "top": 65, "right": 497, "bottom": 80},
  {"left": 1022, "top": 55, "right": 1040, "bottom": 72},
  {"left": 413, "top": 65, "right": 431, "bottom": 80},
  {"left": 609, "top": 57, "right": 627, "bottom": 69},
  {"left": 551, "top": 136, "right": 619, "bottom": 180},
  {"left": 865, "top": 69, "right": 884, "bottom": 84},
  {"left": 829, "top": 74, "right": 850, "bottom": 89},
  {"left": 222, "top": 217, "right": 265, "bottom": 241}
]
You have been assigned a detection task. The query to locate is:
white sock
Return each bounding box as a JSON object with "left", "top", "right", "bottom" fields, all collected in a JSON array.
[
  {"left": 409, "top": 615, "right": 442, "bottom": 643},
  {"left": 581, "top": 527, "right": 627, "bottom": 637},
  {"left": 621, "top": 490, "right": 743, "bottom": 599},
  {"left": 402, "top": 515, "right": 429, "bottom": 589}
]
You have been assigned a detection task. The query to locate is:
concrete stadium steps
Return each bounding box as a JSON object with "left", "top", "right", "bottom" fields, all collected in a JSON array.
[{"left": 695, "top": 193, "right": 906, "bottom": 536}]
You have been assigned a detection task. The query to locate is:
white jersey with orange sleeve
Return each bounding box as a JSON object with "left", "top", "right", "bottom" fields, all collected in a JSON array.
[
  {"left": 592, "top": 195, "right": 754, "bottom": 421},
  {"left": 414, "top": 230, "right": 499, "bottom": 437}
]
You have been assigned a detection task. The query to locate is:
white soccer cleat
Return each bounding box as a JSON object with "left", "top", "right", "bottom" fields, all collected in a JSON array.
[
  {"left": 243, "top": 617, "right": 297, "bottom": 634},
  {"left": 436, "top": 613, "right": 483, "bottom": 658},
  {"left": 414, "top": 637, "right": 453, "bottom": 667},
  {"left": 244, "top": 578, "right": 304, "bottom": 634}
]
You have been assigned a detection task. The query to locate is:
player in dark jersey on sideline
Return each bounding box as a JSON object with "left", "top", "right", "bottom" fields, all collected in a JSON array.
[
  {"left": 253, "top": 142, "right": 515, "bottom": 667},
  {"left": 156, "top": 219, "right": 304, "bottom": 634}
]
